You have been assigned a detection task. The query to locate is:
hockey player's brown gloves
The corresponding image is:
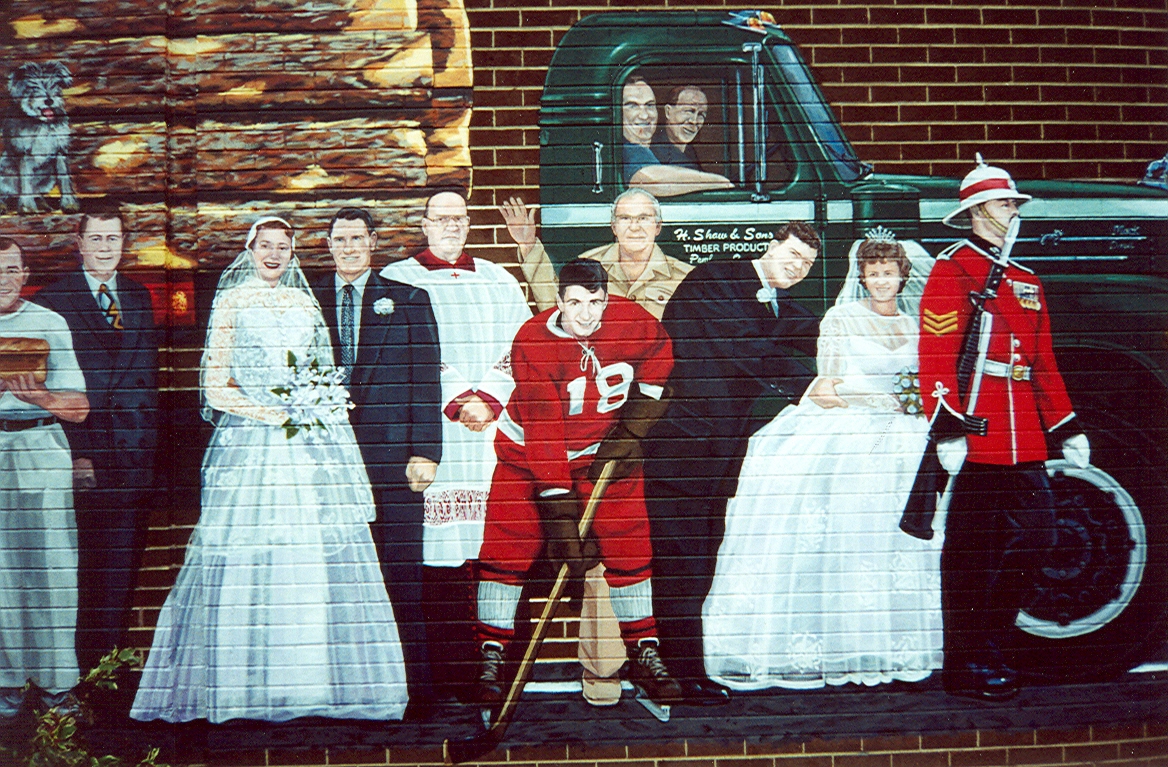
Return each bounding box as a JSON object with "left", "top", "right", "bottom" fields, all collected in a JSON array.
[
  {"left": 588, "top": 386, "right": 670, "bottom": 483},
  {"left": 537, "top": 490, "right": 600, "bottom": 576}
]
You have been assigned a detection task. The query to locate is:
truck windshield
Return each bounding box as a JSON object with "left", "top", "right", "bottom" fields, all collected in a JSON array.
[{"left": 769, "top": 44, "right": 870, "bottom": 182}]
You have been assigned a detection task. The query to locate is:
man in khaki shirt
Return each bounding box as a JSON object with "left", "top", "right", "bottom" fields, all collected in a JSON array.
[
  {"left": 498, "top": 188, "right": 691, "bottom": 707},
  {"left": 500, "top": 188, "right": 691, "bottom": 320}
]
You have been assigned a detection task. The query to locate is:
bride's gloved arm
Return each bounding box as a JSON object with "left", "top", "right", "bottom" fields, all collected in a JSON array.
[
  {"left": 203, "top": 299, "right": 288, "bottom": 426},
  {"left": 803, "top": 312, "right": 900, "bottom": 411},
  {"left": 802, "top": 313, "right": 850, "bottom": 408}
]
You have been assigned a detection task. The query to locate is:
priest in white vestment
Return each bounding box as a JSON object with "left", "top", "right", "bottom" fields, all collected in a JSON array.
[{"left": 381, "top": 191, "right": 531, "bottom": 699}]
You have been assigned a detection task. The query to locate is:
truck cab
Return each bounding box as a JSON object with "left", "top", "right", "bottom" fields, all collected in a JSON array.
[{"left": 538, "top": 10, "right": 1168, "bottom": 679}]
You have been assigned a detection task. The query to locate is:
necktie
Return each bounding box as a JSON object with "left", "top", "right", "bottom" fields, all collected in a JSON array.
[
  {"left": 98, "top": 283, "right": 123, "bottom": 329},
  {"left": 340, "top": 284, "right": 355, "bottom": 381}
]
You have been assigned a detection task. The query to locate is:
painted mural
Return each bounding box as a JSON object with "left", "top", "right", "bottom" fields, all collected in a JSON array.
[{"left": 0, "top": 2, "right": 1166, "bottom": 763}]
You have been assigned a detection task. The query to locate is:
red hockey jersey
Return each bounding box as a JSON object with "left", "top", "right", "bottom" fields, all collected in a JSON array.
[{"left": 496, "top": 296, "right": 673, "bottom": 492}]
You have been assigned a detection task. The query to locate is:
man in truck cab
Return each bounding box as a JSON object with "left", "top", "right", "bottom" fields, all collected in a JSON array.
[
  {"left": 621, "top": 76, "right": 733, "bottom": 198},
  {"left": 652, "top": 85, "right": 713, "bottom": 172}
]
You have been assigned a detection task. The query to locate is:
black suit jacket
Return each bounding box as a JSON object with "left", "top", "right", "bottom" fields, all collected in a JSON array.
[
  {"left": 646, "top": 259, "right": 819, "bottom": 495},
  {"left": 33, "top": 270, "right": 159, "bottom": 490},
  {"left": 312, "top": 272, "right": 442, "bottom": 491}
]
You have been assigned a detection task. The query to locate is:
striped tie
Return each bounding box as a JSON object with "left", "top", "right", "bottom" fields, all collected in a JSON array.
[
  {"left": 98, "top": 283, "right": 123, "bottom": 330},
  {"left": 340, "top": 284, "right": 355, "bottom": 383}
]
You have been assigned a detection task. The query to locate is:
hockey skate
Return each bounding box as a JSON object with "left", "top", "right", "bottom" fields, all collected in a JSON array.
[
  {"left": 474, "top": 641, "right": 506, "bottom": 724},
  {"left": 626, "top": 638, "right": 682, "bottom": 722}
]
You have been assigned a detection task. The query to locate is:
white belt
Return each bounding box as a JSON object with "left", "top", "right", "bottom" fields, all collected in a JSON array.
[
  {"left": 496, "top": 409, "right": 601, "bottom": 462},
  {"left": 983, "top": 359, "right": 1031, "bottom": 381}
]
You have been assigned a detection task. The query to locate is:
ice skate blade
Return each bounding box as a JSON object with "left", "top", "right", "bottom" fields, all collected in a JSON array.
[{"left": 633, "top": 690, "right": 671, "bottom": 722}]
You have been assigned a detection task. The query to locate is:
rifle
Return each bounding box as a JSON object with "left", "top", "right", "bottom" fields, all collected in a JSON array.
[
  {"left": 902, "top": 216, "right": 1021, "bottom": 536},
  {"left": 953, "top": 216, "right": 1020, "bottom": 437}
]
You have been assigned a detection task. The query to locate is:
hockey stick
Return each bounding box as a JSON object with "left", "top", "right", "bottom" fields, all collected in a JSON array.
[{"left": 443, "top": 461, "right": 616, "bottom": 765}]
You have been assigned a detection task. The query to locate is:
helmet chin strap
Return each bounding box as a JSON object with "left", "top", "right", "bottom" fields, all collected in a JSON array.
[{"left": 974, "top": 203, "right": 1012, "bottom": 237}]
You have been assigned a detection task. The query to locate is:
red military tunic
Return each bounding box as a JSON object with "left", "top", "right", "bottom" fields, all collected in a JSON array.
[{"left": 918, "top": 236, "right": 1075, "bottom": 465}]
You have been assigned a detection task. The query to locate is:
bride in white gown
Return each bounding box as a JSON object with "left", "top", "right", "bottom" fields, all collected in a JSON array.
[
  {"left": 702, "top": 230, "right": 943, "bottom": 691},
  {"left": 131, "top": 217, "right": 408, "bottom": 723}
]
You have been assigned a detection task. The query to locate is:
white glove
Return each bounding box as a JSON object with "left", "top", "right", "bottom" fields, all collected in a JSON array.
[
  {"left": 1061, "top": 433, "right": 1091, "bottom": 468},
  {"left": 936, "top": 437, "right": 967, "bottom": 474}
]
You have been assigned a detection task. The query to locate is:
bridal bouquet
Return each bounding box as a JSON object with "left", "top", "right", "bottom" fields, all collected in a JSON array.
[
  {"left": 271, "top": 351, "right": 354, "bottom": 439},
  {"left": 893, "top": 366, "right": 925, "bottom": 417}
]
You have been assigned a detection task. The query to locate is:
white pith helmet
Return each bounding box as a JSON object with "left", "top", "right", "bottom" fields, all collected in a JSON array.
[{"left": 942, "top": 153, "right": 1032, "bottom": 228}]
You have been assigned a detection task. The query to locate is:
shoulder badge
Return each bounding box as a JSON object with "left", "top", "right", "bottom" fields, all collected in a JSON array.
[
  {"left": 1012, "top": 281, "right": 1041, "bottom": 311},
  {"left": 923, "top": 308, "right": 959, "bottom": 336}
]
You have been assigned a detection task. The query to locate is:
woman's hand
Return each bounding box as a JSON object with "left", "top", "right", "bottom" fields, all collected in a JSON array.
[{"left": 807, "top": 377, "right": 847, "bottom": 409}]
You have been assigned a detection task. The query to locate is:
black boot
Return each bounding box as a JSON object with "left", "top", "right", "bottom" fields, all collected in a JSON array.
[{"left": 475, "top": 641, "right": 506, "bottom": 706}]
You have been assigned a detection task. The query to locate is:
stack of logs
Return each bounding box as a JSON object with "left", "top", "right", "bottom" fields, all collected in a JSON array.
[{"left": 0, "top": 0, "right": 473, "bottom": 322}]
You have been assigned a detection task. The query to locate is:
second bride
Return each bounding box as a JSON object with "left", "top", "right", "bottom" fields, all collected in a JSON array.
[{"left": 702, "top": 230, "right": 943, "bottom": 691}]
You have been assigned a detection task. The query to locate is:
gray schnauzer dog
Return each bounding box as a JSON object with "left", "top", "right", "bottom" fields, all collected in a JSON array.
[{"left": 0, "top": 61, "right": 79, "bottom": 214}]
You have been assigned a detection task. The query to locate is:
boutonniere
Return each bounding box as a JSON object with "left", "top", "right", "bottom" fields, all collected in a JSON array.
[
  {"left": 756, "top": 286, "right": 777, "bottom": 304},
  {"left": 373, "top": 297, "right": 395, "bottom": 316}
]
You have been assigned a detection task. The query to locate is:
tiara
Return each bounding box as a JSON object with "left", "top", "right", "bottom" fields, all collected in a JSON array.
[{"left": 863, "top": 225, "right": 897, "bottom": 244}]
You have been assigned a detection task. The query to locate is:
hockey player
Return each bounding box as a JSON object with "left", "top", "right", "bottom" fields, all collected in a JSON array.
[
  {"left": 473, "top": 258, "right": 683, "bottom": 710},
  {"left": 919, "top": 155, "right": 1090, "bottom": 700}
]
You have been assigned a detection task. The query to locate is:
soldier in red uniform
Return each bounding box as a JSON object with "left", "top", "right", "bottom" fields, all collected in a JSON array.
[
  {"left": 918, "top": 155, "right": 1091, "bottom": 700},
  {"left": 473, "top": 258, "right": 682, "bottom": 708}
]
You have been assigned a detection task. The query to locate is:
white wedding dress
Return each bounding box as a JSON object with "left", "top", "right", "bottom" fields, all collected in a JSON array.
[
  {"left": 702, "top": 299, "right": 943, "bottom": 690},
  {"left": 131, "top": 282, "right": 408, "bottom": 723}
]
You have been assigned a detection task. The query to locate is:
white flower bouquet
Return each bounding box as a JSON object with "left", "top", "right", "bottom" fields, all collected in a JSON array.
[{"left": 271, "top": 351, "right": 354, "bottom": 439}]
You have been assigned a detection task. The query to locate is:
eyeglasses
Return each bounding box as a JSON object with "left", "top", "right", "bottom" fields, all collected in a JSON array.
[
  {"left": 425, "top": 215, "right": 469, "bottom": 228},
  {"left": 613, "top": 215, "right": 658, "bottom": 227}
]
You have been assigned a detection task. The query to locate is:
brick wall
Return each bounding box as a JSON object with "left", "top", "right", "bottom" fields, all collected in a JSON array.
[
  {"left": 4, "top": 1, "right": 1164, "bottom": 764},
  {"left": 461, "top": 0, "right": 1166, "bottom": 258},
  {"left": 124, "top": 2, "right": 1165, "bottom": 764},
  {"left": 141, "top": 723, "right": 1168, "bottom": 765}
]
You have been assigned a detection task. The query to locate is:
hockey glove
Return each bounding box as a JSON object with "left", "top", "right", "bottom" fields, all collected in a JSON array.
[
  {"left": 588, "top": 385, "right": 670, "bottom": 483},
  {"left": 537, "top": 490, "right": 600, "bottom": 577}
]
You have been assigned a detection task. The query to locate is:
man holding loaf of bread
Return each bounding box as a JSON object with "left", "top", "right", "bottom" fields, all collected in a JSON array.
[{"left": 0, "top": 237, "right": 89, "bottom": 717}]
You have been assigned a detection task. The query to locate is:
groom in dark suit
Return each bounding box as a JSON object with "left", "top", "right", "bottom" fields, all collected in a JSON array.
[
  {"left": 312, "top": 207, "right": 443, "bottom": 714},
  {"left": 33, "top": 205, "right": 159, "bottom": 674},
  {"left": 642, "top": 221, "right": 823, "bottom": 700}
]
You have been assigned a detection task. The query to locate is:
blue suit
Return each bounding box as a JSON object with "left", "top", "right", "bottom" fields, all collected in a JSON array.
[
  {"left": 313, "top": 271, "right": 442, "bottom": 704},
  {"left": 33, "top": 269, "right": 159, "bottom": 672}
]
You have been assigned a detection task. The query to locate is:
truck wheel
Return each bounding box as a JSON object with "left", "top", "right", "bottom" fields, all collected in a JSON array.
[{"left": 1011, "top": 408, "right": 1168, "bottom": 680}]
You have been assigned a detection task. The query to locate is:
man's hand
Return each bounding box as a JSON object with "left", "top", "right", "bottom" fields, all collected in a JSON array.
[
  {"left": 73, "top": 457, "right": 97, "bottom": 490},
  {"left": 4, "top": 372, "right": 52, "bottom": 409},
  {"left": 589, "top": 427, "right": 642, "bottom": 483},
  {"left": 807, "top": 377, "right": 847, "bottom": 409},
  {"left": 936, "top": 437, "right": 967, "bottom": 474},
  {"left": 3, "top": 372, "right": 89, "bottom": 422},
  {"left": 405, "top": 456, "right": 438, "bottom": 492},
  {"left": 499, "top": 196, "right": 537, "bottom": 257},
  {"left": 457, "top": 393, "right": 497, "bottom": 432}
]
